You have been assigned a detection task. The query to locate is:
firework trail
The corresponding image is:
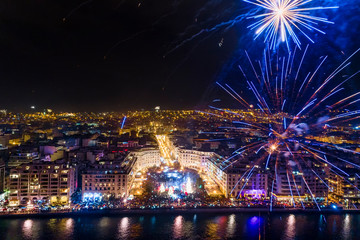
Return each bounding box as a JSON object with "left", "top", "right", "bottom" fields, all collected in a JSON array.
[
  {"left": 105, "top": 0, "right": 184, "bottom": 59},
  {"left": 63, "top": 0, "right": 186, "bottom": 59},
  {"left": 63, "top": 0, "right": 132, "bottom": 22},
  {"left": 115, "top": 0, "right": 127, "bottom": 9},
  {"left": 202, "top": 47, "right": 360, "bottom": 209},
  {"left": 104, "top": 29, "right": 153, "bottom": 60},
  {"left": 164, "top": 15, "right": 246, "bottom": 57},
  {"left": 63, "top": 0, "right": 94, "bottom": 22},
  {"left": 164, "top": 1, "right": 258, "bottom": 58},
  {"left": 165, "top": 0, "right": 340, "bottom": 56}
]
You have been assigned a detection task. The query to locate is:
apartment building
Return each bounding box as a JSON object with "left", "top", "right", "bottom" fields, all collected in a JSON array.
[
  {"left": 82, "top": 170, "right": 129, "bottom": 200},
  {"left": 0, "top": 159, "right": 5, "bottom": 193},
  {"left": 177, "top": 149, "right": 212, "bottom": 172},
  {"left": 8, "top": 161, "right": 76, "bottom": 206},
  {"left": 132, "top": 148, "right": 161, "bottom": 171}
]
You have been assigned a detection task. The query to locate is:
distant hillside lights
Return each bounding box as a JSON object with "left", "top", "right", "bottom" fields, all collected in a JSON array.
[{"left": 0, "top": 109, "right": 7, "bottom": 116}]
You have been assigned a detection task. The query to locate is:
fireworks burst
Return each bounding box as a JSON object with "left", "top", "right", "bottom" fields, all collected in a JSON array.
[
  {"left": 244, "top": 0, "right": 339, "bottom": 49},
  {"left": 204, "top": 47, "right": 360, "bottom": 210}
]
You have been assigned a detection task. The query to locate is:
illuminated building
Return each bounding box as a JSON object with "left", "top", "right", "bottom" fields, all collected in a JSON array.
[
  {"left": 303, "top": 168, "right": 330, "bottom": 201},
  {"left": 8, "top": 162, "right": 76, "bottom": 206},
  {"left": 82, "top": 154, "right": 137, "bottom": 199},
  {"left": 8, "top": 149, "right": 40, "bottom": 168},
  {"left": 343, "top": 173, "right": 360, "bottom": 204},
  {"left": 82, "top": 170, "right": 130, "bottom": 200},
  {"left": 0, "top": 134, "right": 10, "bottom": 148},
  {"left": 117, "top": 140, "right": 139, "bottom": 148},
  {"left": 86, "top": 150, "right": 104, "bottom": 163},
  {"left": 327, "top": 172, "right": 344, "bottom": 202},
  {"left": 0, "top": 159, "right": 5, "bottom": 193},
  {"left": 177, "top": 149, "right": 212, "bottom": 172},
  {"left": 40, "top": 145, "right": 65, "bottom": 162},
  {"left": 131, "top": 148, "right": 161, "bottom": 172},
  {"left": 206, "top": 155, "right": 228, "bottom": 194},
  {"left": 193, "top": 139, "right": 220, "bottom": 150},
  {"left": 227, "top": 170, "right": 268, "bottom": 199},
  {"left": 175, "top": 147, "right": 268, "bottom": 198},
  {"left": 270, "top": 170, "right": 304, "bottom": 202},
  {"left": 81, "top": 148, "right": 160, "bottom": 200}
]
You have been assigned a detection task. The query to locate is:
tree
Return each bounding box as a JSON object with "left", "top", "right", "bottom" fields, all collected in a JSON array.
[
  {"left": 71, "top": 190, "right": 82, "bottom": 204},
  {"left": 142, "top": 181, "right": 155, "bottom": 200},
  {"left": 108, "top": 193, "right": 116, "bottom": 202},
  {"left": 196, "top": 177, "right": 204, "bottom": 190}
]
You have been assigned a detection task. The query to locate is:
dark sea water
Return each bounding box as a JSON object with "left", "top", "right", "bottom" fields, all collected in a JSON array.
[{"left": 0, "top": 212, "right": 359, "bottom": 240}]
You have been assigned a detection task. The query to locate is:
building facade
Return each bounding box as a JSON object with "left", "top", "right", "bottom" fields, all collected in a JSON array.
[
  {"left": 132, "top": 148, "right": 161, "bottom": 172},
  {"left": 177, "top": 149, "right": 212, "bottom": 172},
  {"left": 8, "top": 162, "right": 76, "bottom": 206},
  {"left": 8, "top": 150, "right": 40, "bottom": 168},
  {"left": 82, "top": 170, "right": 130, "bottom": 200},
  {"left": 0, "top": 159, "right": 5, "bottom": 193}
]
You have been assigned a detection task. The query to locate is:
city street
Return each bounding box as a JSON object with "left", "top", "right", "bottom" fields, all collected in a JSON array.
[{"left": 155, "top": 135, "right": 174, "bottom": 166}]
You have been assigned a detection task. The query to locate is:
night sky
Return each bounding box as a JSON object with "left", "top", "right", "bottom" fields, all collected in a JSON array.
[{"left": 0, "top": 0, "right": 359, "bottom": 112}]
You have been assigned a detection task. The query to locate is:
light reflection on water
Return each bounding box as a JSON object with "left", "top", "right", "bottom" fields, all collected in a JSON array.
[
  {"left": 342, "top": 214, "right": 351, "bottom": 240},
  {"left": 205, "top": 221, "right": 221, "bottom": 240},
  {"left": 65, "top": 218, "right": 74, "bottom": 236},
  {"left": 282, "top": 214, "right": 296, "bottom": 240},
  {"left": 117, "top": 217, "right": 142, "bottom": 239},
  {"left": 173, "top": 215, "right": 183, "bottom": 239},
  {"left": 22, "top": 219, "right": 33, "bottom": 239},
  {"left": 99, "top": 217, "right": 110, "bottom": 228},
  {"left": 172, "top": 215, "right": 196, "bottom": 239},
  {"left": 118, "top": 217, "right": 130, "bottom": 239},
  {"left": 226, "top": 214, "right": 236, "bottom": 237},
  {"left": 151, "top": 216, "right": 156, "bottom": 226},
  {"left": 0, "top": 213, "right": 359, "bottom": 240}
]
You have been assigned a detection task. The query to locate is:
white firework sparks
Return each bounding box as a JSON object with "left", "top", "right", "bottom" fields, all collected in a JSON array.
[
  {"left": 244, "top": 0, "right": 338, "bottom": 49},
  {"left": 203, "top": 46, "right": 360, "bottom": 210}
]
